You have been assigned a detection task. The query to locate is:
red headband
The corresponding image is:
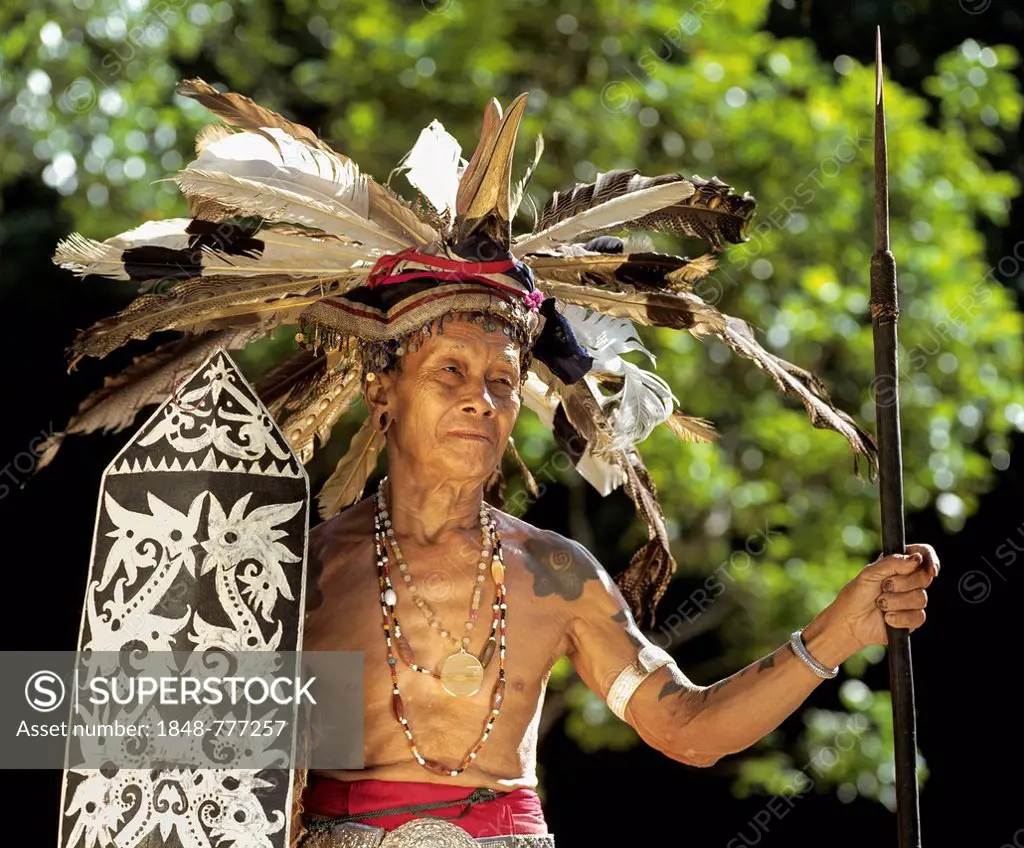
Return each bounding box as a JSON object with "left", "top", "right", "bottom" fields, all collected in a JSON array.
[{"left": 365, "top": 248, "right": 544, "bottom": 312}]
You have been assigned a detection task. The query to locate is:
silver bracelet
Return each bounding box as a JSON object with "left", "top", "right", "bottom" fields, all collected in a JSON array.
[{"left": 789, "top": 629, "right": 839, "bottom": 679}]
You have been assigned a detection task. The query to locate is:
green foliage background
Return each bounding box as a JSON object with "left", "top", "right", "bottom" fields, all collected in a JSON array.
[{"left": 2, "top": 0, "right": 1021, "bottom": 813}]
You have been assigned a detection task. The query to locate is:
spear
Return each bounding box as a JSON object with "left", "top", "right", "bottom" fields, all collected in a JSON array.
[{"left": 870, "top": 27, "right": 922, "bottom": 848}]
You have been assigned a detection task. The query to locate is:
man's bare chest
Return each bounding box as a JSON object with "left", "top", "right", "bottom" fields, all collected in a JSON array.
[{"left": 303, "top": 530, "right": 572, "bottom": 698}]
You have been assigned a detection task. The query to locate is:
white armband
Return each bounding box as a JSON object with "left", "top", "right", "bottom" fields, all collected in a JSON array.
[{"left": 606, "top": 644, "right": 676, "bottom": 721}]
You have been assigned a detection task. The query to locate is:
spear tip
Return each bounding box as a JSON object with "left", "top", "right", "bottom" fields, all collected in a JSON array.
[
  {"left": 874, "top": 26, "right": 889, "bottom": 251},
  {"left": 875, "top": 26, "right": 884, "bottom": 107}
]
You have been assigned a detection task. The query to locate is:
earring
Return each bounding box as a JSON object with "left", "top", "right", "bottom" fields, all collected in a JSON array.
[{"left": 379, "top": 411, "right": 390, "bottom": 434}]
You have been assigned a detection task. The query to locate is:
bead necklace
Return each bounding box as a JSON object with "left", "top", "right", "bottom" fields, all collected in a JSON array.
[
  {"left": 377, "top": 477, "right": 499, "bottom": 656},
  {"left": 376, "top": 476, "right": 504, "bottom": 696},
  {"left": 373, "top": 484, "right": 508, "bottom": 776},
  {"left": 387, "top": 575, "right": 502, "bottom": 685}
]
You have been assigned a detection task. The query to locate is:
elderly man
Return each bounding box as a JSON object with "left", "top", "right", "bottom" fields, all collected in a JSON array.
[
  {"left": 297, "top": 308, "right": 937, "bottom": 847},
  {"left": 279, "top": 93, "right": 940, "bottom": 848},
  {"left": 48, "top": 83, "right": 938, "bottom": 848}
]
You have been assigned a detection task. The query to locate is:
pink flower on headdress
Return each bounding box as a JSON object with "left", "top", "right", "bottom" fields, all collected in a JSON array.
[{"left": 524, "top": 289, "right": 544, "bottom": 313}]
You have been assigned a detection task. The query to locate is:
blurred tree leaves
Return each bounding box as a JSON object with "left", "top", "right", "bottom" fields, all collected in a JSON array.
[{"left": 1, "top": 0, "right": 1022, "bottom": 813}]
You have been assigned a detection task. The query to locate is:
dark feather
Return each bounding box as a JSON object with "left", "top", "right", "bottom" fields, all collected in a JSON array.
[
  {"left": 483, "top": 463, "right": 507, "bottom": 508},
  {"left": 67, "top": 271, "right": 364, "bottom": 367},
  {"left": 533, "top": 172, "right": 756, "bottom": 252},
  {"left": 253, "top": 347, "right": 325, "bottom": 416},
  {"left": 614, "top": 537, "right": 675, "bottom": 629},
  {"left": 278, "top": 365, "right": 362, "bottom": 463},
  {"left": 532, "top": 170, "right": 689, "bottom": 233},
  {"left": 551, "top": 402, "right": 588, "bottom": 464},
  {"left": 529, "top": 250, "right": 717, "bottom": 290},
  {"left": 710, "top": 315, "right": 879, "bottom": 480},
  {"left": 618, "top": 175, "right": 757, "bottom": 251},
  {"left": 614, "top": 448, "right": 675, "bottom": 628},
  {"left": 124, "top": 219, "right": 266, "bottom": 285},
  {"left": 176, "top": 78, "right": 344, "bottom": 173},
  {"left": 36, "top": 327, "right": 260, "bottom": 474},
  {"left": 540, "top": 280, "right": 729, "bottom": 332}
]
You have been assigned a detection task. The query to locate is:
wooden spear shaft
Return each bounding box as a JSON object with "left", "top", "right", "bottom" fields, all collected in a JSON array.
[{"left": 870, "top": 27, "right": 922, "bottom": 848}]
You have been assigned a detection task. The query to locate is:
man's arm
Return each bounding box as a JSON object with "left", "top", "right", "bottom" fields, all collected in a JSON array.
[{"left": 555, "top": 536, "right": 859, "bottom": 767}]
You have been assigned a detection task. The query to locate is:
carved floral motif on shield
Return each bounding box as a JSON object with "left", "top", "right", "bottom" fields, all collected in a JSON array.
[{"left": 58, "top": 349, "right": 309, "bottom": 848}]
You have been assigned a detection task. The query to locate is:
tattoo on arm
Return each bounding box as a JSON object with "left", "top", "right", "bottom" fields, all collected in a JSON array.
[
  {"left": 700, "top": 677, "right": 733, "bottom": 702},
  {"left": 610, "top": 608, "right": 646, "bottom": 647},
  {"left": 524, "top": 536, "right": 599, "bottom": 602},
  {"left": 699, "top": 647, "right": 781, "bottom": 702},
  {"left": 658, "top": 679, "right": 686, "bottom": 700}
]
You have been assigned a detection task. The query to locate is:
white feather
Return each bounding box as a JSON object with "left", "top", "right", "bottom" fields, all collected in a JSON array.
[
  {"left": 176, "top": 169, "right": 401, "bottom": 250},
  {"left": 393, "top": 119, "right": 464, "bottom": 220},
  {"left": 194, "top": 241, "right": 377, "bottom": 277},
  {"left": 513, "top": 175, "right": 695, "bottom": 254},
  {"left": 560, "top": 304, "right": 678, "bottom": 449},
  {"left": 574, "top": 446, "right": 626, "bottom": 496},
  {"left": 562, "top": 302, "right": 656, "bottom": 365},
  {"left": 521, "top": 369, "right": 626, "bottom": 496},
  {"left": 54, "top": 220, "right": 195, "bottom": 280},
  {"left": 603, "top": 364, "right": 675, "bottom": 449},
  {"left": 189, "top": 127, "right": 366, "bottom": 211},
  {"left": 53, "top": 218, "right": 381, "bottom": 280},
  {"left": 521, "top": 370, "right": 558, "bottom": 428},
  {"left": 176, "top": 129, "right": 408, "bottom": 250}
]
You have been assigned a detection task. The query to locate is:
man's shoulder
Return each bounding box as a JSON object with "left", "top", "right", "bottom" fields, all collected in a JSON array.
[
  {"left": 304, "top": 498, "right": 373, "bottom": 616},
  {"left": 490, "top": 508, "right": 609, "bottom": 604},
  {"left": 308, "top": 498, "right": 373, "bottom": 580},
  {"left": 310, "top": 497, "right": 372, "bottom": 546},
  {"left": 493, "top": 508, "right": 598, "bottom": 560}
]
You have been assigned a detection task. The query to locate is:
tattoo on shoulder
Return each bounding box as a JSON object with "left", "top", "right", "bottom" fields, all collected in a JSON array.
[{"left": 523, "top": 536, "right": 599, "bottom": 602}]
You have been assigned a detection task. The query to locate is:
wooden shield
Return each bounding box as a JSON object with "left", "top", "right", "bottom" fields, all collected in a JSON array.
[{"left": 58, "top": 348, "right": 309, "bottom": 848}]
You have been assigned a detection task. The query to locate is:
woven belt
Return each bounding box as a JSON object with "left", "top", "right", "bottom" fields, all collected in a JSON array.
[{"left": 301, "top": 816, "right": 556, "bottom": 848}]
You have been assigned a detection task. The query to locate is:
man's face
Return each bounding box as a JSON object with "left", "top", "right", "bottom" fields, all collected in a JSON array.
[{"left": 372, "top": 315, "right": 523, "bottom": 481}]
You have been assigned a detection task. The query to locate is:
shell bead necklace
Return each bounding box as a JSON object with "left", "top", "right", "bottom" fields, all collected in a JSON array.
[{"left": 373, "top": 477, "right": 508, "bottom": 776}]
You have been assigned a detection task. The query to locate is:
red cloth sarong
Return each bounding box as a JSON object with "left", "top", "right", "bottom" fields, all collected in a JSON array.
[{"left": 302, "top": 774, "right": 550, "bottom": 837}]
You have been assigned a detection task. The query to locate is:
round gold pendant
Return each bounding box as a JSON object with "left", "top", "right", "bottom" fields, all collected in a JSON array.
[{"left": 440, "top": 650, "right": 484, "bottom": 697}]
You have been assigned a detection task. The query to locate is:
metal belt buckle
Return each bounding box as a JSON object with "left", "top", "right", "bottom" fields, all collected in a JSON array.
[
  {"left": 378, "top": 817, "right": 481, "bottom": 848},
  {"left": 302, "top": 820, "right": 381, "bottom": 848}
]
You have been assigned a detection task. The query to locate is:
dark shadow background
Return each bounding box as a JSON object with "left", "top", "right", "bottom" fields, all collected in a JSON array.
[{"left": 1, "top": 1, "right": 1021, "bottom": 846}]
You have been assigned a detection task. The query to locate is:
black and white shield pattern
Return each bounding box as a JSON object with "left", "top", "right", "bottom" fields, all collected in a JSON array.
[{"left": 58, "top": 348, "right": 310, "bottom": 848}]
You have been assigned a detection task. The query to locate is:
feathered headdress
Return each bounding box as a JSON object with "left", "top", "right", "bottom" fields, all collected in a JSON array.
[{"left": 46, "top": 79, "right": 878, "bottom": 626}]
